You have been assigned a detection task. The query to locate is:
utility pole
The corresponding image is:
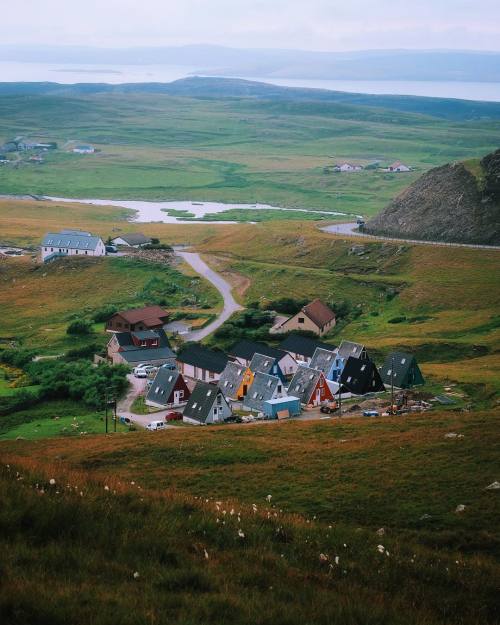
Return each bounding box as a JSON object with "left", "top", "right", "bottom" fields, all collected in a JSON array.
[
  {"left": 113, "top": 398, "right": 117, "bottom": 432},
  {"left": 391, "top": 354, "right": 395, "bottom": 415},
  {"left": 104, "top": 386, "right": 115, "bottom": 434}
]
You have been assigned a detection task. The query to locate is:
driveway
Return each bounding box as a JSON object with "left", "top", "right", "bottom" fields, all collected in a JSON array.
[
  {"left": 175, "top": 250, "right": 243, "bottom": 341},
  {"left": 117, "top": 374, "right": 179, "bottom": 429}
]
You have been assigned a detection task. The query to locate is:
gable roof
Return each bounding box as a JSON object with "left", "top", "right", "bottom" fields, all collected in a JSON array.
[
  {"left": 249, "top": 352, "right": 278, "bottom": 375},
  {"left": 183, "top": 381, "right": 226, "bottom": 423},
  {"left": 218, "top": 361, "right": 247, "bottom": 396},
  {"left": 116, "top": 305, "right": 169, "bottom": 325},
  {"left": 244, "top": 372, "right": 282, "bottom": 412},
  {"left": 114, "top": 328, "right": 170, "bottom": 348},
  {"left": 112, "top": 328, "right": 174, "bottom": 363},
  {"left": 229, "top": 339, "right": 287, "bottom": 362},
  {"left": 113, "top": 233, "right": 151, "bottom": 246},
  {"left": 42, "top": 230, "right": 102, "bottom": 251},
  {"left": 309, "top": 347, "right": 338, "bottom": 374},
  {"left": 301, "top": 299, "right": 336, "bottom": 329},
  {"left": 379, "top": 352, "right": 424, "bottom": 388},
  {"left": 340, "top": 357, "right": 385, "bottom": 395},
  {"left": 288, "top": 366, "right": 324, "bottom": 404},
  {"left": 279, "top": 334, "right": 335, "bottom": 359},
  {"left": 337, "top": 340, "right": 366, "bottom": 360},
  {"left": 177, "top": 344, "right": 229, "bottom": 373},
  {"left": 146, "top": 368, "right": 183, "bottom": 405}
]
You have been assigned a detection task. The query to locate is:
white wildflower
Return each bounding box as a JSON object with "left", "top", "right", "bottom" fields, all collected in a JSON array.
[
  {"left": 133, "top": 571, "right": 140, "bottom": 579},
  {"left": 455, "top": 504, "right": 466, "bottom": 513},
  {"left": 49, "top": 478, "right": 56, "bottom": 486},
  {"left": 335, "top": 556, "right": 339, "bottom": 565},
  {"left": 238, "top": 529, "right": 245, "bottom": 539},
  {"left": 319, "top": 553, "right": 329, "bottom": 562},
  {"left": 104, "top": 485, "right": 110, "bottom": 491},
  {"left": 204, "top": 549, "right": 209, "bottom": 560},
  {"left": 376, "top": 527, "right": 385, "bottom": 536},
  {"left": 377, "top": 545, "right": 385, "bottom": 554},
  {"left": 266, "top": 494, "right": 272, "bottom": 503}
]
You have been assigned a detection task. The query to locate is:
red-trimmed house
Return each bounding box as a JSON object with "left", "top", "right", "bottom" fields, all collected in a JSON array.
[
  {"left": 288, "top": 366, "right": 334, "bottom": 407},
  {"left": 106, "top": 305, "right": 169, "bottom": 333},
  {"left": 146, "top": 368, "right": 191, "bottom": 409}
]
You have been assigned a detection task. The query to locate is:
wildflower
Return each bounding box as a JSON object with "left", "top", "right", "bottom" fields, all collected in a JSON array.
[
  {"left": 319, "top": 553, "right": 329, "bottom": 562},
  {"left": 343, "top": 543, "right": 347, "bottom": 548},
  {"left": 49, "top": 478, "right": 56, "bottom": 486},
  {"left": 377, "top": 545, "right": 385, "bottom": 553},
  {"left": 455, "top": 504, "right": 466, "bottom": 513},
  {"left": 335, "top": 556, "right": 339, "bottom": 565},
  {"left": 131, "top": 481, "right": 135, "bottom": 485},
  {"left": 230, "top": 508, "right": 235, "bottom": 516},
  {"left": 204, "top": 549, "right": 209, "bottom": 560},
  {"left": 133, "top": 571, "right": 140, "bottom": 579},
  {"left": 238, "top": 529, "right": 245, "bottom": 539},
  {"left": 104, "top": 485, "right": 110, "bottom": 491},
  {"left": 266, "top": 494, "right": 272, "bottom": 502},
  {"left": 252, "top": 504, "right": 257, "bottom": 513},
  {"left": 376, "top": 527, "right": 385, "bottom": 536},
  {"left": 80, "top": 491, "right": 83, "bottom": 496}
]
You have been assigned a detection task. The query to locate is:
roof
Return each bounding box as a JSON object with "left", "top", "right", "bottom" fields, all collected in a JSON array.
[
  {"left": 337, "top": 340, "right": 366, "bottom": 360},
  {"left": 177, "top": 344, "right": 228, "bottom": 373},
  {"left": 113, "top": 328, "right": 174, "bottom": 363},
  {"left": 265, "top": 396, "right": 300, "bottom": 406},
  {"left": 288, "top": 366, "right": 323, "bottom": 404},
  {"left": 42, "top": 231, "right": 102, "bottom": 251},
  {"left": 279, "top": 334, "right": 335, "bottom": 359},
  {"left": 248, "top": 352, "right": 278, "bottom": 375},
  {"left": 112, "top": 233, "right": 151, "bottom": 246},
  {"left": 340, "top": 357, "right": 385, "bottom": 395},
  {"left": 301, "top": 299, "right": 336, "bottom": 329},
  {"left": 116, "top": 305, "right": 169, "bottom": 325},
  {"left": 183, "top": 381, "right": 226, "bottom": 423},
  {"left": 379, "top": 352, "right": 424, "bottom": 388},
  {"left": 244, "top": 372, "right": 282, "bottom": 412},
  {"left": 229, "top": 339, "right": 287, "bottom": 362},
  {"left": 218, "top": 361, "right": 247, "bottom": 396},
  {"left": 114, "top": 328, "right": 171, "bottom": 349},
  {"left": 146, "top": 368, "right": 182, "bottom": 405},
  {"left": 132, "top": 330, "right": 161, "bottom": 340},
  {"left": 309, "top": 347, "right": 338, "bottom": 374}
]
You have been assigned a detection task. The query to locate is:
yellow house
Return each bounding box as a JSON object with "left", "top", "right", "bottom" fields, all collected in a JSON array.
[
  {"left": 271, "top": 299, "right": 336, "bottom": 337},
  {"left": 218, "top": 361, "right": 254, "bottom": 400}
]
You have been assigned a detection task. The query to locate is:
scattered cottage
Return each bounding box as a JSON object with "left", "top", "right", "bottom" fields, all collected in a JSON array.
[
  {"left": 379, "top": 352, "right": 425, "bottom": 389},
  {"left": 271, "top": 299, "right": 336, "bottom": 337},
  {"left": 229, "top": 339, "right": 297, "bottom": 376},
  {"left": 183, "top": 382, "right": 232, "bottom": 425},
  {"left": 72, "top": 145, "right": 95, "bottom": 154},
  {"left": 146, "top": 368, "right": 191, "bottom": 409},
  {"left": 288, "top": 366, "right": 334, "bottom": 407},
  {"left": 243, "top": 372, "right": 285, "bottom": 413},
  {"left": 387, "top": 161, "right": 411, "bottom": 172},
  {"left": 41, "top": 230, "right": 106, "bottom": 263},
  {"left": 107, "top": 328, "right": 175, "bottom": 368},
  {"left": 177, "top": 344, "right": 229, "bottom": 383},
  {"left": 248, "top": 352, "right": 286, "bottom": 384},
  {"left": 263, "top": 396, "right": 301, "bottom": 420},
  {"left": 106, "top": 305, "right": 169, "bottom": 333},
  {"left": 218, "top": 361, "right": 254, "bottom": 401},
  {"left": 110, "top": 233, "right": 152, "bottom": 248},
  {"left": 279, "top": 334, "right": 335, "bottom": 365},
  {"left": 340, "top": 357, "right": 385, "bottom": 395},
  {"left": 309, "top": 347, "right": 339, "bottom": 380},
  {"left": 333, "top": 162, "right": 363, "bottom": 172}
]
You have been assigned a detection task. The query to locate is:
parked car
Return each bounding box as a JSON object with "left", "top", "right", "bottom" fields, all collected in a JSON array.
[
  {"left": 161, "top": 363, "right": 177, "bottom": 371},
  {"left": 165, "top": 411, "right": 182, "bottom": 422},
  {"left": 225, "top": 415, "right": 243, "bottom": 424},
  {"left": 146, "top": 420, "right": 167, "bottom": 431},
  {"left": 133, "top": 364, "right": 156, "bottom": 377},
  {"left": 320, "top": 401, "right": 338, "bottom": 414},
  {"left": 105, "top": 245, "right": 118, "bottom": 253},
  {"left": 119, "top": 416, "right": 131, "bottom": 425},
  {"left": 133, "top": 368, "right": 148, "bottom": 378},
  {"left": 363, "top": 409, "right": 379, "bottom": 417}
]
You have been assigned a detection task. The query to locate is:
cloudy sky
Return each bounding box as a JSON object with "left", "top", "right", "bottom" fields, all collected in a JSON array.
[{"left": 2, "top": 0, "right": 500, "bottom": 51}]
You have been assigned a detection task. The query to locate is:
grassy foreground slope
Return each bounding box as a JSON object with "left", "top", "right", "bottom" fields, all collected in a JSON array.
[
  {"left": 0, "top": 410, "right": 498, "bottom": 625},
  {"left": 0, "top": 92, "right": 499, "bottom": 216}
]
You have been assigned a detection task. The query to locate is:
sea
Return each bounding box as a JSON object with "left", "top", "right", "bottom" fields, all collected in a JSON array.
[{"left": 1, "top": 61, "right": 500, "bottom": 102}]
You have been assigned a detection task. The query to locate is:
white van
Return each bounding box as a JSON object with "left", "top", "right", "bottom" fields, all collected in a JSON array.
[{"left": 146, "top": 420, "right": 166, "bottom": 431}]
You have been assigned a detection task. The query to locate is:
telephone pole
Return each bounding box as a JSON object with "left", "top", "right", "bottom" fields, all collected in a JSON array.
[{"left": 391, "top": 354, "right": 395, "bottom": 415}]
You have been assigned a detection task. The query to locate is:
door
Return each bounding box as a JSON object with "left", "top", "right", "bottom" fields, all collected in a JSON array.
[
  {"left": 174, "top": 390, "right": 181, "bottom": 405},
  {"left": 315, "top": 388, "right": 321, "bottom": 406}
]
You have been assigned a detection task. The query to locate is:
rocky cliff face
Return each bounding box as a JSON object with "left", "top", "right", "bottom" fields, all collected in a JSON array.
[{"left": 365, "top": 150, "right": 500, "bottom": 245}]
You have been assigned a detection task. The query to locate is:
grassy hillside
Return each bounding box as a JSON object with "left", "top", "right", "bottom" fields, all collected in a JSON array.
[
  {"left": 0, "top": 410, "right": 498, "bottom": 625},
  {"left": 0, "top": 92, "right": 499, "bottom": 216}
]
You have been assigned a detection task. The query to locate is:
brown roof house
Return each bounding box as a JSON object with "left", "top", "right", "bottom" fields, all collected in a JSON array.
[
  {"left": 270, "top": 299, "right": 336, "bottom": 337},
  {"left": 106, "top": 305, "right": 169, "bottom": 333},
  {"left": 107, "top": 328, "right": 176, "bottom": 368}
]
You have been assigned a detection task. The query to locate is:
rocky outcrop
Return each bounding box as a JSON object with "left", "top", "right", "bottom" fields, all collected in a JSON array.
[{"left": 365, "top": 150, "right": 500, "bottom": 245}]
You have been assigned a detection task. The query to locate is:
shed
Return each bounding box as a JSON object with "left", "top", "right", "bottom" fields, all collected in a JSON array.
[{"left": 263, "top": 396, "right": 301, "bottom": 419}]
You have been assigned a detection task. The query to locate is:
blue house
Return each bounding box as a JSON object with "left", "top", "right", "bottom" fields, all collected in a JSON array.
[
  {"left": 309, "top": 347, "right": 338, "bottom": 381},
  {"left": 248, "top": 352, "right": 286, "bottom": 384},
  {"left": 329, "top": 341, "right": 368, "bottom": 381}
]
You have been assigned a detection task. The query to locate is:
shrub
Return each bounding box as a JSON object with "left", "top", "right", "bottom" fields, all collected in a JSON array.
[
  {"left": 64, "top": 344, "right": 100, "bottom": 361},
  {"left": 264, "top": 298, "right": 308, "bottom": 315},
  {"left": 388, "top": 316, "right": 407, "bottom": 324},
  {"left": 0, "top": 348, "right": 36, "bottom": 368},
  {"left": 91, "top": 305, "right": 118, "bottom": 323},
  {"left": 66, "top": 320, "right": 93, "bottom": 335}
]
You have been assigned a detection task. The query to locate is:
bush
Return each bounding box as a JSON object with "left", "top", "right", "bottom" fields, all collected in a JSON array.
[
  {"left": 0, "top": 388, "right": 41, "bottom": 418},
  {"left": 66, "top": 320, "right": 93, "bottom": 335},
  {"left": 0, "top": 348, "right": 36, "bottom": 368},
  {"left": 64, "top": 344, "right": 100, "bottom": 362},
  {"left": 388, "top": 316, "right": 407, "bottom": 324},
  {"left": 91, "top": 305, "right": 118, "bottom": 323},
  {"left": 328, "top": 300, "right": 352, "bottom": 320},
  {"left": 264, "top": 298, "right": 308, "bottom": 315}
]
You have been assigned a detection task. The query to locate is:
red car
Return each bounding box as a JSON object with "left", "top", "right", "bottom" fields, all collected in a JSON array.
[{"left": 165, "top": 411, "right": 183, "bottom": 422}]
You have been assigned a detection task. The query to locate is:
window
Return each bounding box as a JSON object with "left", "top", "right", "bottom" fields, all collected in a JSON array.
[
  {"left": 294, "top": 384, "right": 300, "bottom": 392},
  {"left": 140, "top": 340, "right": 146, "bottom": 347},
  {"left": 267, "top": 380, "right": 272, "bottom": 387},
  {"left": 76, "top": 250, "right": 78, "bottom": 254},
  {"left": 401, "top": 358, "right": 406, "bottom": 364},
  {"left": 309, "top": 374, "right": 314, "bottom": 380},
  {"left": 155, "top": 386, "right": 160, "bottom": 393},
  {"left": 178, "top": 390, "right": 184, "bottom": 399},
  {"left": 277, "top": 385, "right": 282, "bottom": 393},
  {"left": 360, "top": 365, "right": 366, "bottom": 372},
  {"left": 192, "top": 402, "right": 197, "bottom": 409},
  {"left": 209, "top": 371, "right": 215, "bottom": 379},
  {"left": 253, "top": 392, "right": 258, "bottom": 398},
  {"left": 206, "top": 390, "right": 212, "bottom": 397},
  {"left": 224, "top": 381, "right": 228, "bottom": 387},
  {"left": 347, "top": 376, "right": 352, "bottom": 383},
  {"left": 168, "top": 375, "right": 173, "bottom": 382},
  {"left": 387, "top": 369, "right": 392, "bottom": 376},
  {"left": 298, "top": 317, "right": 305, "bottom": 324}
]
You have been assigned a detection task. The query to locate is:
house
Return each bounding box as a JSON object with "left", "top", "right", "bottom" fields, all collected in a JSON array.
[
  {"left": 243, "top": 372, "right": 285, "bottom": 413},
  {"left": 248, "top": 353, "right": 286, "bottom": 384},
  {"left": 333, "top": 163, "right": 363, "bottom": 172},
  {"left": 271, "top": 299, "right": 336, "bottom": 337},
  {"left": 340, "top": 357, "right": 385, "bottom": 395},
  {"left": 228, "top": 339, "right": 297, "bottom": 376},
  {"left": 107, "top": 328, "right": 176, "bottom": 368},
  {"left": 218, "top": 361, "right": 254, "bottom": 401},
  {"left": 183, "top": 382, "right": 232, "bottom": 425},
  {"left": 288, "top": 366, "right": 334, "bottom": 407},
  {"left": 106, "top": 305, "right": 169, "bottom": 333},
  {"left": 177, "top": 344, "right": 229, "bottom": 383},
  {"left": 387, "top": 161, "right": 411, "bottom": 172},
  {"left": 279, "top": 334, "right": 335, "bottom": 365},
  {"left": 263, "top": 396, "right": 301, "bottom": 420},
  {"left": 110, "top": 233, "right": 152, "bottom": 248},
  {"left": 145, "top": 368, "right": 191, "bottom": 409},
  {"left": 379, "top": 352, "right": 425, "bottom": 389},
  {"left": 309, "top": 347, "right": 339, "bottom": 380},
  {"left": 326, "top": 340, "right": 369, "bottom": 381},
  {"left": 41, "top": 230, "right": 106, "bottom": 263},
  {"left": 72, "top": 145, "right": 95, "bottom": 154}
]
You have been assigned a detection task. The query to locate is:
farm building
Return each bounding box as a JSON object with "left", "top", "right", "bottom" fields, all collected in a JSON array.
[
  {"left": 107, "top": 328, "right": 175, "bottom": 368},
  {"left": 229, "top": 339, "right": 297, "bottom": 376},
  {"left": 387, "top": 161, "right": 411, "bottom": 172},
  {"left": 72, "top": 145, "right": 95, "bottom": 154},
  {"left": 218, "top": 361, "right": 254, "bottom": 401},
  {"left": 183, "top": 382, "right": 232, "bottom": 425},
  {"left": 379, "top": 352, "right": 425, "bottom": 389},
  {"left": 146, "top": 368, "right": 190, "bottom": 409},
  {"left": 279, "top": 334, "right": 335, "bottom": 365},
  {"left": 111, "top": 233, "right": 152, "bottom": 248},
  {"left": 263, "top": 396, "right": 301, "bottom": 419},
  {"left": 288, "top": 366, "right": 333, "bottom": 407},
  {"left": 106, "top": 305, "right": 169, "bottom": 333},
  {"left": 243, "top": 372, "right": 285, "bottom": 413},
  {"left": 271, "top": 299, "right": 336, "bottom": 337},
  {"left": 177, "top": 344, "right": 229, "bottom": 383},
  {"left": 41, "top": 230, "right": 106, "bottom": 263},
  {"left": 340, "top": 357, "right": 385, "bottom": 395},
  {"left": 333, "top": 162, "right": 363, "bottom": 172},
  {"left": 248, "top": 353, "right": 286, "bottom": 384}
]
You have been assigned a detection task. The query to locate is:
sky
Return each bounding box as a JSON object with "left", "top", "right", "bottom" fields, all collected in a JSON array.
[{"left": 2, "top": 0, "right": 500, "bottom": 51}]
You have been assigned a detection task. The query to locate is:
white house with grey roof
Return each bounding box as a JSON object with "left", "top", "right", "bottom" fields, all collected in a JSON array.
[
  {"left": 111, "top": 233, "right": 151, "bottom": 248},
  {"left": 41, "top": 230, "right": 105, "bottom": 263}
]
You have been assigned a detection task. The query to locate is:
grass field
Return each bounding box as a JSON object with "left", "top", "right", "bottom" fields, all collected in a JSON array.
[
  {"left": 0, "top": 93, "right": 499, "bottom": 217},
  {"left": 0, "top": 409, "right": 498, "bottom": 624}
]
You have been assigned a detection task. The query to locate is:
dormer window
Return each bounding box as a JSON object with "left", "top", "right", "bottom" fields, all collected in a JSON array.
[
  {"left": 206, "top": 390, "right": 212, "bottom": 397},
  {"left": 401, "top": 358, "right": 406, "bottom": 364}
]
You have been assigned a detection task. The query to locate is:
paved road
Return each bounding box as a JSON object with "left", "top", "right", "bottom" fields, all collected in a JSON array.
[
  {"left": 117, "top": 374, "right": 179, "bottom": 428},
  {"left": 321, "top": 222, "right": 500, "bottom": 251},
  {"left": 175, "top": 250, "right": 243, "bottom": 341}
]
